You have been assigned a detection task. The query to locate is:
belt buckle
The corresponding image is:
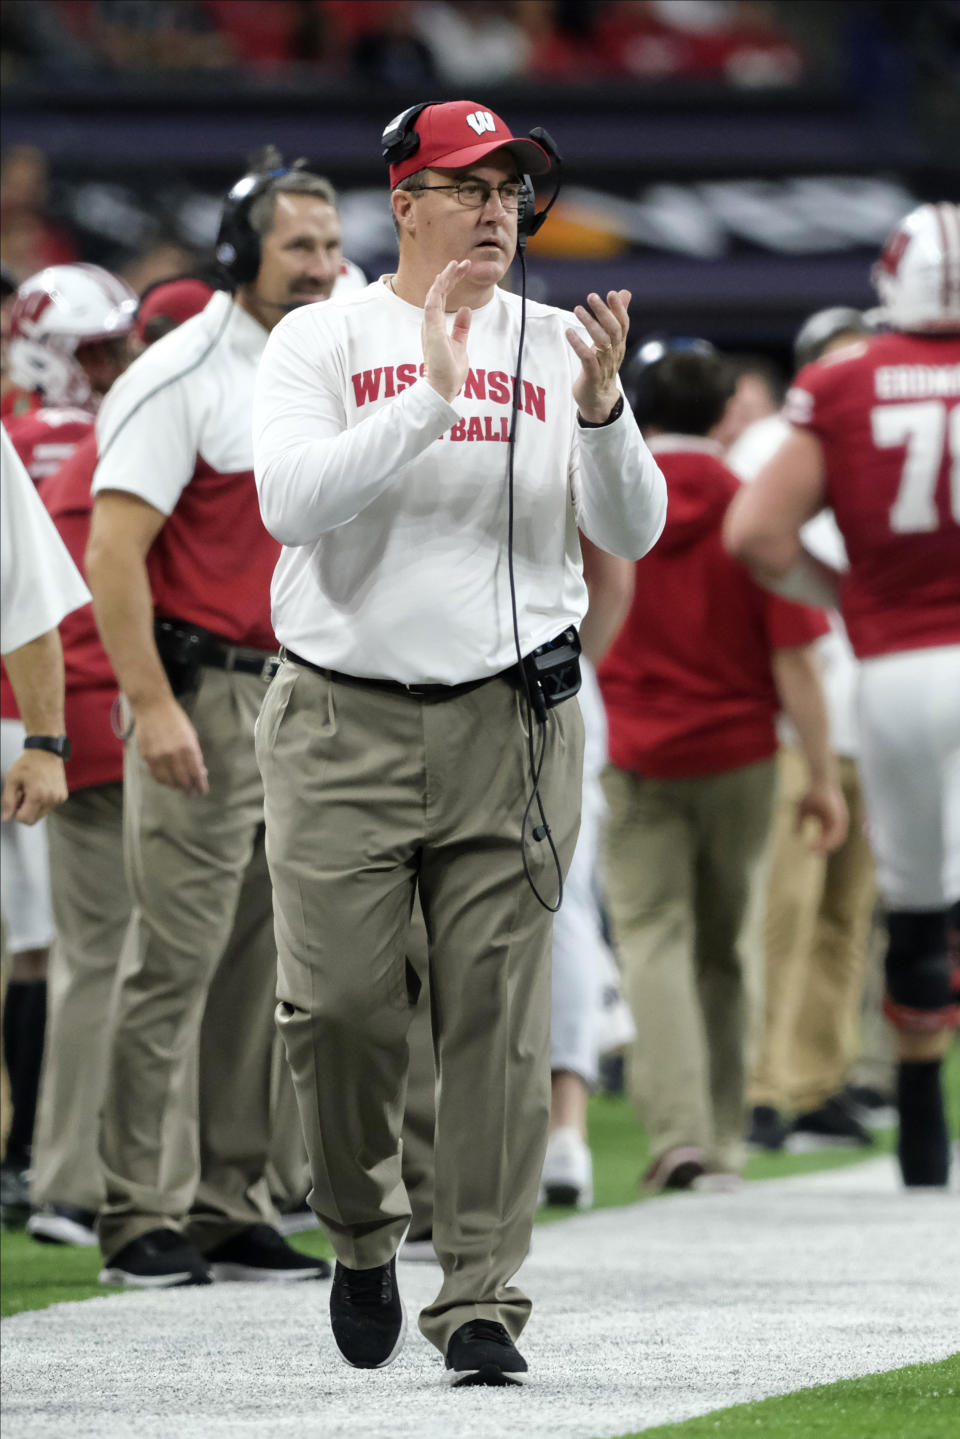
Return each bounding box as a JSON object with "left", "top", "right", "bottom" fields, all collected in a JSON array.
[{"left": 261, "top": 655, "right": 281, "bottom": 682}]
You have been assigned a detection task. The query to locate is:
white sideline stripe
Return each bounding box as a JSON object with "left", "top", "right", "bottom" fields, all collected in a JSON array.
[{"left": 2, "top": 1157, "right": 958, "bottom": 1439}]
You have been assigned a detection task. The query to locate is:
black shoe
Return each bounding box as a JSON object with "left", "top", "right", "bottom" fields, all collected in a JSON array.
[
  {"left": 790, "top": 1093, "right": 875, "bottom": 1149},
  {"left": 747, "top": 1105, "right": 788, "bottom": 1151},
  {"left": 205, "top": 1223, "right": 330, "bottom": 1282},
  {"left": 330, "top": 1256, "right": 406, "bottom": 1369},
  {"left": 0, "top": 1163, "right": 31, "bottom": 1229},
  {"left": 27, "top": 1202, "right": 98, "bottom": 1247},
  {"left": 444, "top": 1319, "right": 528, "bottom": 1387},
  {"left": 99, "top": 1228, "right": 212, "bottom": 1288}
]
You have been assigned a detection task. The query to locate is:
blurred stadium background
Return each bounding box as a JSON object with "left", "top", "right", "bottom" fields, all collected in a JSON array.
[{"left": 2, "top": 0, "right": 959, "bottom": 370}]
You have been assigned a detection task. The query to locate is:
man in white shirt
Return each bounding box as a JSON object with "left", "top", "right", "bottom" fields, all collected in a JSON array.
[
  {"left": 84, "top": 150, "right": 342, "bottom": 1290},
  {"left": 253, "top": 99, "right": 666, "bottom": 1386}
]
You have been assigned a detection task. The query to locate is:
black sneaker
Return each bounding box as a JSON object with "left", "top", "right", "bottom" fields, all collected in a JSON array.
[
  {"left": 205, "top": 1223, "right": 330, "bottom": 1282},
  {"left": 790, "top": 1093, "right": 875, "bottom": 1149},
  {"left": 99, "top": 1228, "right": 212, "bottom": 1288},
  {"left": 330, "top": 1256, "right": 406, "bottom": 1369},
  {"left": 747, "top": 1104, "right": 788, "bottom": 1151},
  {"left": 27, "top": 1202, "right": 98, "bottom": 1247},
  {"left": 444, "top": 1319, "right": 528, "bottom": 1387}
]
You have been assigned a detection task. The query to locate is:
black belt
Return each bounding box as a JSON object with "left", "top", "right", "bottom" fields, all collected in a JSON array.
[
  {"left": 205, "top": 646, "right": 281, "bottom": 682},
  {"left": 283, "top": 648, "right": 515, "bottom": 702},
  {"left": 155, "top": 620, "right": 280, "bottom": 683}
]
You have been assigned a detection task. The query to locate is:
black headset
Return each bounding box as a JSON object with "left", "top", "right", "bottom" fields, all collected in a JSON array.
[
  {"left": 380, "top": 102, "right": 562, "bottom": 243},
  {"left": 215, "top": 165, "right": 291, "bottom": 286}
]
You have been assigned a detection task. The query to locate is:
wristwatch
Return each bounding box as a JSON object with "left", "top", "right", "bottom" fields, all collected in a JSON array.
[
  {"left": 577, "top": 395, "right": 624, "bottom": 428},
  {"left": 23, "top": 735, "right": 71, "bottom": 760}
]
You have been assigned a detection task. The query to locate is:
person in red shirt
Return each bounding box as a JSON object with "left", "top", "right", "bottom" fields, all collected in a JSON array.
[
  {"left": 599, "top": 341, "right": 846, "bottom": 1192},
  {"left": 725, "top": 202, "right": 960, "bottom": 1188},
  {"left": 24, "top": 282, "right": 215, "bottom": 1244},
  {"left": 0, "top": 263, "right": 136, "bottom": 1229}
]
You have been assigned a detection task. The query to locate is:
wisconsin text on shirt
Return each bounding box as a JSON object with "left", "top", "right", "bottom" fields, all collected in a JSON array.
[{"left": 351, "top": 365, "right": 547, "bottom": 427}]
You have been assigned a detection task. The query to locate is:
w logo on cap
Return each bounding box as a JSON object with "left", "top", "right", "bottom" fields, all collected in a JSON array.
[{"left": 466, "top": 111, "right": 497, "bottom": 136}]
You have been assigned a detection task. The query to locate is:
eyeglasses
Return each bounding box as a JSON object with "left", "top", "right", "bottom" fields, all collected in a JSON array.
[{"left": 411, "top": 178, "right": 524, "bottom": 212}]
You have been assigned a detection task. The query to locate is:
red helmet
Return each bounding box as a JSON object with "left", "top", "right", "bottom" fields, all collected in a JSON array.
[{"left": 8, "top": 263, "right": 138, "bottom": 407}]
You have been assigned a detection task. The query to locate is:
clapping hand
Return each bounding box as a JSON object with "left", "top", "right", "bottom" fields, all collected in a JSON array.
[
  {"left": 422, "top": 260, "right": 473, "bottom": 403},
  {"left": 567, "top": 290, "right": 631, "bottom": 423}
]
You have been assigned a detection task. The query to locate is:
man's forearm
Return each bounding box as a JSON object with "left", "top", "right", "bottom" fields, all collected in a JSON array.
[
  {"left": 3, "top": 629, "right": 66, "bottom": 734},
  {"left": 771, "top": 644, "right": 835, "bottom": 785},
  {"left": 751, "top": 545, "right": 841, "bottom": 610},
  {"left": 86, "top": 541, "right": 171, "bottom": 708}
]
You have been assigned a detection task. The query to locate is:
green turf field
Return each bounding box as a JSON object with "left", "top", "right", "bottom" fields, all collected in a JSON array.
[{"left": 614, "top": 1354, "right": 960, "bottom": 1439}]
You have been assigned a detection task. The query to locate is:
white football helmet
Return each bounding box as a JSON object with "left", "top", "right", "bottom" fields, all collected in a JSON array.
[
  {"left": 7, "top": 263, "right": 138, "bottom": 408},
  {"left": 870, "top": 202, "right": 960, "bottom": 334}
]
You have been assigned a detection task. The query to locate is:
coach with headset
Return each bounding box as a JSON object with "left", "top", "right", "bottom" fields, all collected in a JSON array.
[
  {"left": 84, "top": 149, "right": 342, "bottom": 1289},
  {"left": 252, "top": 100, "right": 667, "bottom": 1386}
]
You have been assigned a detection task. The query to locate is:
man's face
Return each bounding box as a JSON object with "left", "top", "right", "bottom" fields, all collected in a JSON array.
[
  {"left": 255, "top": 193, "right": 343, "bottom": 309},
  {"left": 402, "top": 154, "right": 520, "bottom": 289}
]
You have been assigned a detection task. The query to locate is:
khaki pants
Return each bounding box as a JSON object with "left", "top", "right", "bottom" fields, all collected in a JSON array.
[
  {"left": 750, "top": 747, "right": 876, "bottom": 1113},
  {"left": 398, "top": 899, "right": 436, "bottom": 1240},
  {"left": 257, "top": 662, "right": 583, "bottom": 1353},
  {"left": 31, "top": 782, "right": 130, "bottom": 1212},
  {"left": 267, "top": 902, "right": 434, "bottom": 1220},
  {"left": 98, "top": 669, "right": 283, "bottom": 1261},
  {"left": 602, "top": 758, "right": 775, "bottom": 1173}
]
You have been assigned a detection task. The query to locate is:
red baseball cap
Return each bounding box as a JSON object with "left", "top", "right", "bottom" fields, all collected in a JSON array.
[
  {"left": 386, "top": 101, "right": 552, "bottom": 189},
  {"left": 135, "top": 278, "right": 214, "bottom": 343}
]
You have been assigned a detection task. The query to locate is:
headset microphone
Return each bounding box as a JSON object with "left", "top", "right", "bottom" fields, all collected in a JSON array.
[{"left": 516, "top": 127, "right": 563, "bottom": 246}]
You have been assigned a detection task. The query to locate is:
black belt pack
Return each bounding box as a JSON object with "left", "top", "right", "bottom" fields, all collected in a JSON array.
[
  {"left": 155, "top": 619, "right": 279, "bottom": 696},
  {"left": 519, "top": 626, "right": 582, "bottom": 722}
]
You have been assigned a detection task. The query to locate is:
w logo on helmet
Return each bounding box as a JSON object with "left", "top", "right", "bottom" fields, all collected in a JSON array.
[{"left": 466, "top": 111, "right": 496, "bottom": 137}]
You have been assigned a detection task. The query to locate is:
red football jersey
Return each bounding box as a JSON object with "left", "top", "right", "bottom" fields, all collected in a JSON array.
[
  {"left": 784, "top": 331, "right": 960, "bottom": 659},
  {"left": 599, "top": 441, "right": 829, "bottom": 780},
  {"left": 37, "top": 432, "right": 124, "bottom": 790},
  {"left": 0, "top": 422, "right": 123, "bottom": 789},
  {"left": 1, "top": 405, "right": 95, "bottom": 725},
  {"left": 2, "top": 405, "right": 94, "bottom": 481}
]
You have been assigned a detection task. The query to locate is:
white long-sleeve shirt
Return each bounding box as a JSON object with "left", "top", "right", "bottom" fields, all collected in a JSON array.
[{"left": 253, "top": 279, "right": 666, "bottom": 684}]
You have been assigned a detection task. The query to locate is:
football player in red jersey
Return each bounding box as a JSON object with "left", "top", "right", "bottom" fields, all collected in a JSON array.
[
  {"left": 725, "top": 202, "right": 960, "bottom": 1187},
  {"left": 0, "top": 262, "right": 137, "bottom": 1227}
]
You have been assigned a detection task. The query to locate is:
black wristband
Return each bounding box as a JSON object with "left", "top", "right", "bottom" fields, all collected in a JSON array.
[
  {"left": 23, "top": 735, "right": 71, "bottom": 760},
  {"left": 577, "top": 395, "right": 624, "bottom": 429}
]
